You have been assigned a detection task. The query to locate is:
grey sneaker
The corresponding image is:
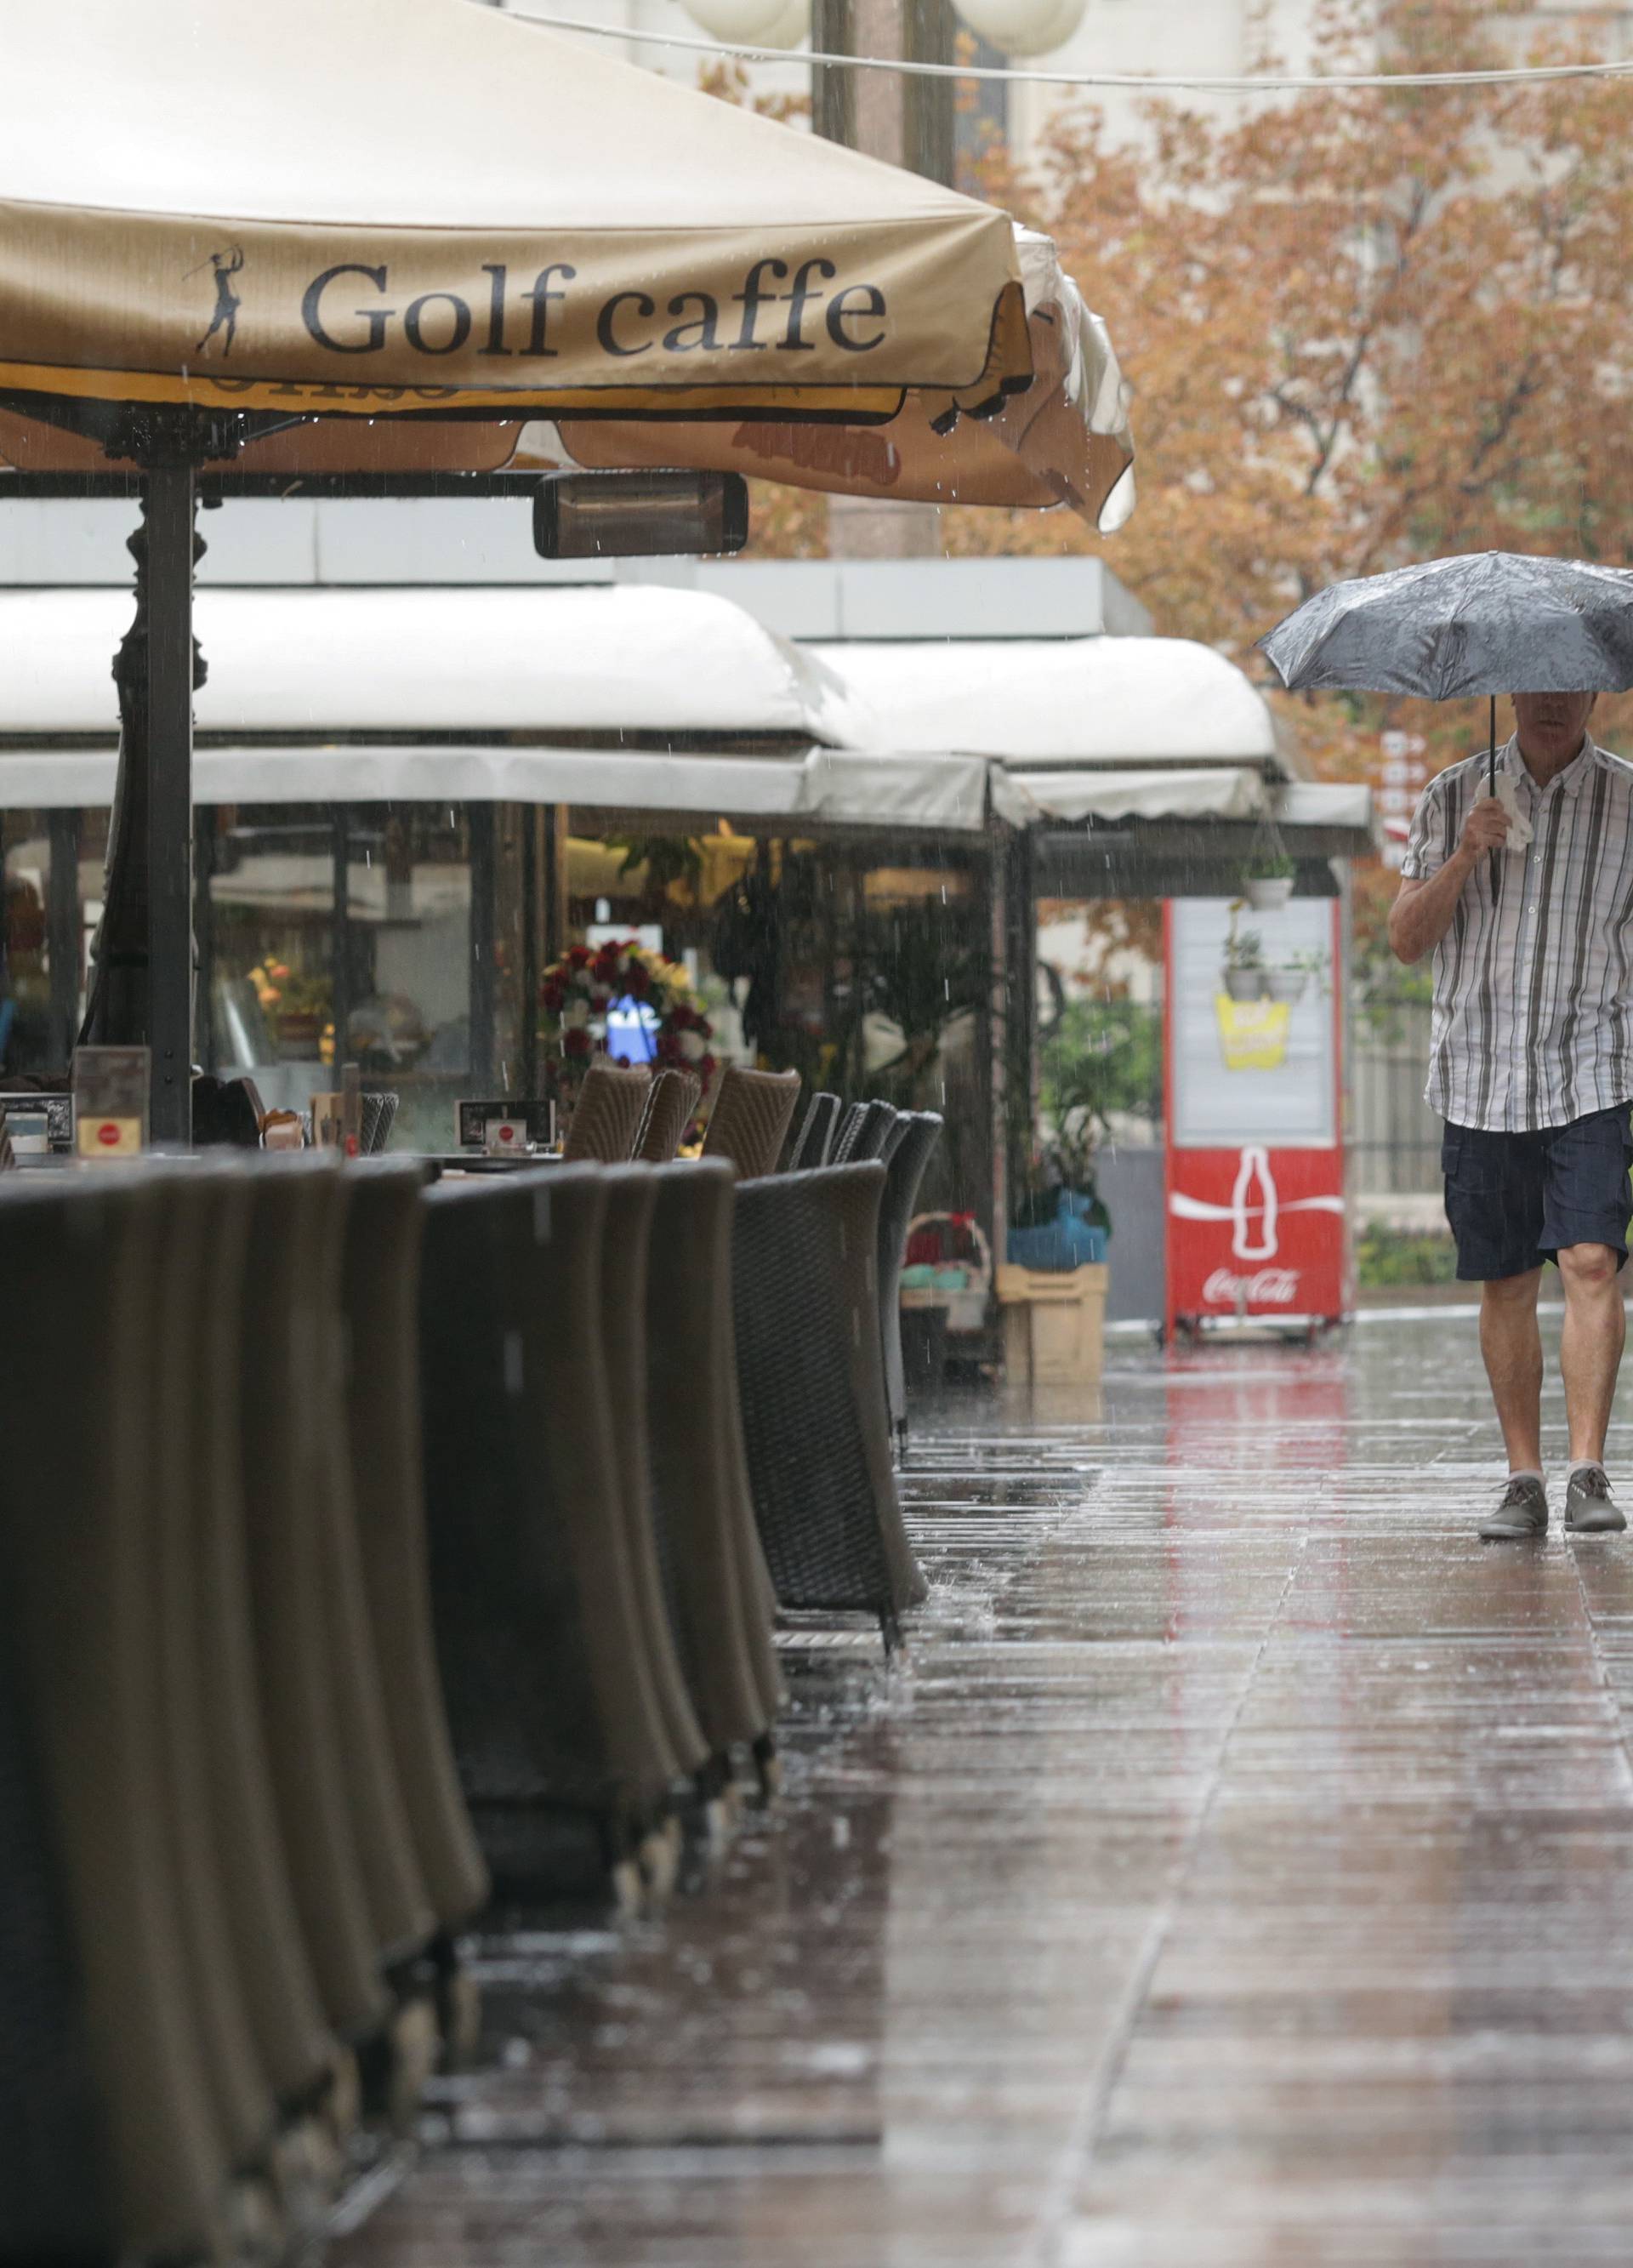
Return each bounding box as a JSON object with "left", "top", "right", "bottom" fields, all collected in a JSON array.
[
  {"left": 1566, "top": 1465, "right": 1628, "bottom": 1534},
  {"left": 1480, "top": 1474, "right": 1549, "bottom": 1541}
]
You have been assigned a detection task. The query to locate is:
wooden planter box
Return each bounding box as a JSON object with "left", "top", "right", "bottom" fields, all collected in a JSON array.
[{"left": 996, "top": 1261, "right": 1109, "bottom": 1388}]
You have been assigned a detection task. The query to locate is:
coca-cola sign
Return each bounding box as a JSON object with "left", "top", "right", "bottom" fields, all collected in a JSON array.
[{"left": 1202, "top": 1267, "right": 1301, "bottom": 1307}]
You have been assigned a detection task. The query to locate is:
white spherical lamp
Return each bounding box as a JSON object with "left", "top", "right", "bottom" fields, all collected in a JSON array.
[
  {"left": 953, "top": 0, "right": 1086, "bottom": 56},
  {"left": 683, "top": 0, "right": 809, "bottom": 43}
]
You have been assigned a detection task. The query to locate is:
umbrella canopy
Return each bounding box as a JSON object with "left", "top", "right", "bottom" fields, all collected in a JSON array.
[
  {"left": 0, "top": 226, "right": 1136, "bottom": 527},
  {"left": 1259, "top": 551, "right": 1633, "bottom": 698},
  {"left": 0, "top": 0, "right": 1034, "bottom": 423}
]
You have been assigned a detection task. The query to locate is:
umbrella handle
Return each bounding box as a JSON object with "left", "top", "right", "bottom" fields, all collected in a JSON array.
[{"left": 1488, "top": 693, "right": 1497, "bottom": 796}]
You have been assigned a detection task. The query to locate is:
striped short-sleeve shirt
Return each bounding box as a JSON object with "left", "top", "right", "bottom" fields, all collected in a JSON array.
[{"left": 1402, "top": 734, "right": 1633, "bottom": 1131}]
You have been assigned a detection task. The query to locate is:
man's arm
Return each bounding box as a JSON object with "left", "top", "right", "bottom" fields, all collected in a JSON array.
[{"left": 1388, "top": 795, "right": 1511, "bottom": 966}]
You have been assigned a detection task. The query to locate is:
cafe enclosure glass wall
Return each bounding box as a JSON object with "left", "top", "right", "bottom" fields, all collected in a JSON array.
[{"left": 2, "top": 798, "right": 995, "bottom": 1210}]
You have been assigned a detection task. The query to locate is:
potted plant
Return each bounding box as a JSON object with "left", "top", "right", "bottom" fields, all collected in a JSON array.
[
  {"left": 1243, "top": 851, "right": 1297, "bottom": 912},
  {"left": 1222, "top": 925, "right": 1267, "bottom": 1001},
  {"left": 1265, "top": 945, "right": 1329, "bottom": 1005}
]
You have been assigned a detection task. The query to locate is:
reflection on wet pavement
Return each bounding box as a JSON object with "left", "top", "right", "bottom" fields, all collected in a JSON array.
[{"left": 334, "top": 1316, "right": 1633, "bottom": 2265}]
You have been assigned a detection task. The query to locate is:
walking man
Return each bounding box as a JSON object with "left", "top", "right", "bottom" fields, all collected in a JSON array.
[{"left": 1391, "top": 692, "right": 1633, "bottom": 1539}]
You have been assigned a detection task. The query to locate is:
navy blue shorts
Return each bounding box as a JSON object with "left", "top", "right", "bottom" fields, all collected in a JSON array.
[{"left": 1442, "top": 1105, "right": 1633, "bottom": 1281}]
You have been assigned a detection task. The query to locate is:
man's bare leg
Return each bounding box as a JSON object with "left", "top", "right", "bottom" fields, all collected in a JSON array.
[
  {"left": 1556, "top": 1242, "right": 1624, "bottom": 1466},
  {"left": 1480, "top": 1267, "right": 1545, "bottom": 1473}
]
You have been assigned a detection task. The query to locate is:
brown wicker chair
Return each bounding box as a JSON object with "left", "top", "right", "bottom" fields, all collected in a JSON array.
[
  {"left": 237, "top": 1161, "right": 398, "bottom": 2044},
  {"left": 788, "top": 1090, "right": 841, "bottom": 1171},
  {"left": 185, "top": 1169, "right": 339, "bottom": 2122},
  {"left": 0, "top": 1171, "right": 235, "bottom": 2260},
  {"left": 562, "top": 1057, "right": 653, "bottom": 1163},
  {"left": 596, "top": 1166, "right": 709, "bottom": 1786},
  {"left": 633, "top": 1068, "right": 702, "bottom": 1161},
  {"left": 731, "top": 1161, "right": 927, "bottom": 1649},
  {"left": 702, "top": 1065, "right": 801, "bottom": 1181},
  {"left": 419, "top": 1169, "right": 686, "bottom": 1900},
  {"left": 341, "top": 1163, "right": 490, "bottom": 1943},
  {"left": 644, "top": 1160, "right": 782, "bottom": 1775}
]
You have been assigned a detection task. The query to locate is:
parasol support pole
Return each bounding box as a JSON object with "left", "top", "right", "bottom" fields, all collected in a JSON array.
[
  {"left": 1488, "top": 693, "right": 1497, "bottom": 798},
  {"left": 144, "top": 456, "right": 198, "bottom": 1148}
]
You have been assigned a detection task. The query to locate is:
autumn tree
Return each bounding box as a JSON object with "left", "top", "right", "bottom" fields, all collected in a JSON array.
[{"left": 937, "top": 0, "right": 1633, "bottom": 967}]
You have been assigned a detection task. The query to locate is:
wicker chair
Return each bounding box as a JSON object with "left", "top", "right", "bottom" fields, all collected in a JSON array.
[
  {"left": 633, "top": 1067, "right": 702, "bottom": 1162},
  {"left": 0, "top": 1173, "right": 233, "bottom": 2260},
  {"left": 645, "top": 1160, "right": 781, "bottom": 1771},
  {"left": 595, "top": 1165, "right": 708, "bottom": 1783},
  {"left": 731, "top": 1161, "right": 927, "bottom": 1648},
  {"left": 419, "top": 1170, "right": 681, "bottom": 1897},
  {"left": 150, "top": 1172, "right": 282, "bottom": 2178},
  {"left": 562, "top": 1057, "right": 653, "bottom": 1163},
  {"left": 0, "top": 1521, "right": 115, "bottom": 2260},
  {"left": 702, "top": 1064, "right": 801, "bottom": 1181},
  {"left": 341, "top": 1163, "right": 490, "bottom": 1942},
  {"left": 361, "top": 1090, "right": 399, "bottom": 1154},
  {"left": 237, "top": 1161, "right": 399, "bottom": 2043},
  {"left": 875, "top": 1113, "right": 944, "bottom": 1450},
  {"left": 848, "top": 1098, "right": 905, "bottom": 1164},
  {"left": 828, "top": 1100, "right": 868, "bottom": 1163},
  {"left": 788, "top": 1090, "right": 841, "bottom": 1171},
  {"left": 185, "top": 1169, "right": 337, "bottom": 2118}
]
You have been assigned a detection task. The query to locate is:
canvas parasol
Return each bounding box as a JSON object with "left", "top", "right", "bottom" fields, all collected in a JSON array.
[
  {"left": 0, "top": 0, "right": 1039, "bottom": 422},
  {"left": 512, "top": 231, "right": 1136, "bottom": 532},
  {"left": 0, "top": 0, "right": 1115, "bottom": 1138}
]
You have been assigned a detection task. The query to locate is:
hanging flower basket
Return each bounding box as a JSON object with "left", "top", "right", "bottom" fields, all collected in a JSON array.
[
  {"left": 1244, "top": 875, "right": 1295, "bottom": 912},
  {"left": 538, "top": 938, "right": 717, "bottom": 1097}
]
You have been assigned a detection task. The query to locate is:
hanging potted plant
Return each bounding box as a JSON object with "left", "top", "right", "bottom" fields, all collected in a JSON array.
[
  {"left": 1221, "top": 924, "right": 1268, "bottom": 1001},
  {"left": 1243, "top": 848, "right": 1297, "bottom": 912},
  {"left": 1264, "top": 945, "right": 1329, "bottom": 1006}
]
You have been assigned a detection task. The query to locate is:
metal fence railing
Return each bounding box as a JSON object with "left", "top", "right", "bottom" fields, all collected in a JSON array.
[{"left": 1350, "top": 991, "right": 1442, "bottom": 1196}]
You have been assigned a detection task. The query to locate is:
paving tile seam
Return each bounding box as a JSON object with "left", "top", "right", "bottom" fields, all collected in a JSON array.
[
  {"left": 1562, "top": 1551, "right": 1633, "bottom": 1806},
  {"left": 1019, "top": 1460, "right": 1321, "bottom": 2268}
]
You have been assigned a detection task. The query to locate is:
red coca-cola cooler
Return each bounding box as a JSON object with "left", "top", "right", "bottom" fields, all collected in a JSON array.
[{"left": 1164, "top": 897, "right": 1351, "bottom": 1340}]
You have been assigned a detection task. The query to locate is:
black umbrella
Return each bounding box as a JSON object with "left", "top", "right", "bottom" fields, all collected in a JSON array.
[{"left": 1259, "top": 551, "right": 1633, "bottom": 796}]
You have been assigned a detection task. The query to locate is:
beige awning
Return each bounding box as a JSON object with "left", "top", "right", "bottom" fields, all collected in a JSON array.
[
  {"left": 514, "top": 231, "right": 1136, "bottom": 531},
  {"left": 0, "top": 0, "right": 1039, "bottom": 423}
]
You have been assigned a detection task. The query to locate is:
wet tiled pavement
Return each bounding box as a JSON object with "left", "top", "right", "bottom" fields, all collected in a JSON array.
[{"left": 337, "top": 1310, "right": 1633, "bottom": 2265}]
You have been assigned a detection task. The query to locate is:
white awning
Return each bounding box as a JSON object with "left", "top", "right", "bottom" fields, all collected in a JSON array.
[
  {"left": 1277, "top": 780, "right": 1375, "bottom": 833},
  {"left": 0, "top": 741, "right": 993, "bottom": 831},
  {"left": 0, "top": 585, "right": 871, "bottom": 744},
  {"left": 993, "top": 766, "right": 1267, "bottom": 826},
  {"left": 810, "top": 635, "right": 1283, "bottom": 769}
]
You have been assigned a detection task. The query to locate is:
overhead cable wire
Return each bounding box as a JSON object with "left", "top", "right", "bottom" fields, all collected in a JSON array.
[{"left": 521, "top": 13, "right": 1633, "bottom": 93}]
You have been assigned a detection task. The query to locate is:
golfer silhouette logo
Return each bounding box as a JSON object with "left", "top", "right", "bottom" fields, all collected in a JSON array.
[{"left": 191, "top": 247, "right": 244, "bottom": 358}]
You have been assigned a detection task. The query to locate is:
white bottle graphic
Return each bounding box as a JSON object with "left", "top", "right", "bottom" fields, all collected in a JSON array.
[{"left": 1231, "top": 1145, "right": 1278, "bottom": 1262}]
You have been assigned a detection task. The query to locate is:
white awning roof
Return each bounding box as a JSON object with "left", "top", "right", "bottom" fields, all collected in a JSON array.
[
  {"left": 0, "top": 589, "right": 1369, "bottom": 846},
  {"left": 0, "top": 741, "right": 993, "bottom": 831},
  {"left": 0, "top": 585, "right": 870, "bottom": 744},
  {"left": 810, "top": 635, "right": 1283, "bottom": 770},
  {"left": 993, "top": 766, "right": 1267, "bottom": 825}
]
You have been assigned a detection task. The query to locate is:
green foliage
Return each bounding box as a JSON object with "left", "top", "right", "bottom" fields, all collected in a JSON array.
[
  {"left": 868, "top": 903, "right": 987, "bottom": 1051},
  {"left": 1356, "top": 1223, "right": 1458, "bottom": 1287},
  {"left": 609, "top": 835, "right": 704, "bottom": 895},
  {"left": 1038, "top": 997, "right": 1163, "bottom": 1192}
]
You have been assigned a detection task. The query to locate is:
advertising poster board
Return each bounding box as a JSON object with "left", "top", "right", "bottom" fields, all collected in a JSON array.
[{"left": 1164, "top": 898, "right": 1349, "bottom": 1335}]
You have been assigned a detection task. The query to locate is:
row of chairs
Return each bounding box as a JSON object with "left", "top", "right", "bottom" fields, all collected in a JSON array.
[
  {"left": 0, "top": 1076, "right": 942, "bottom": 2260},
  {"left": 0, "top": 1159, "right": 487, "bottom": 2266},
  {"left": 560, "top": 1061, "right": 945, "bottom": 1459}
]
